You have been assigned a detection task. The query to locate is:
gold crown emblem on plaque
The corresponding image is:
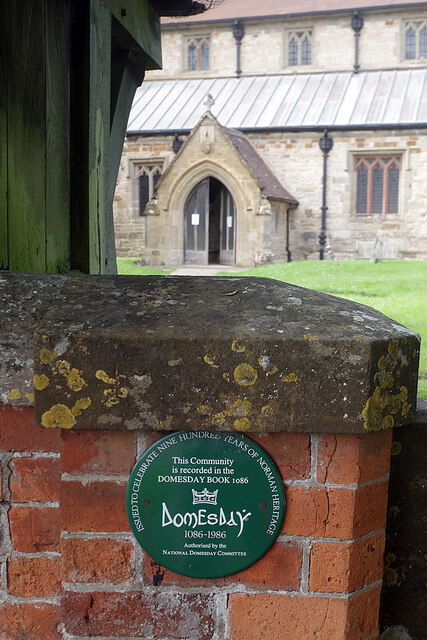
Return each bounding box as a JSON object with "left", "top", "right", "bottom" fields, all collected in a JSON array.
[{"left": 192, "top": 488, "right": 218, "bottom": 505}]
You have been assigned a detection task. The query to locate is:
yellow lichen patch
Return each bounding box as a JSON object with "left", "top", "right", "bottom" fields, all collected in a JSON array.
[
  {"left": 223, "top": 372, "right": 231, "bottom": 382},
  {"left": 283, "top": 372, "right": 298, "bottom": 383},
  {"left": 391, "top": 441, "right": 402, "bottom": 456},
  {"left": 363, "top": 340, "right": 413, "bottom": 431},
  {"left": 228, "top": 399, "right": 251, "bottom": 417},
  {"left": 7, "top": 389, "right": 22, "bottom": 400},
  {"left": 258, "top": 355, "right": 278, "bottom": 375},
  {"left": 212, "top": 411, "right": 228, "bottom": 426},
  {"left": 34, "top": 374, "right": 50, "bottom": 391},
  {"left": 234, "top": 363, "right": 258, "bottom": 386},
  {"left": 380, "top": 415, "right": 395, "bottom": 429},
  {"left": 377, "top": 355, "right": 387, "bottom": 370},
  {"left": 401, "top": 402, "right": 410, "bottom": 416},
  {"left": 197, "top": 404, "right": 212, "bottom": 416},
  {"left": 66, "top": 368, "right": 86, "bottom": 392},
  {"left": 304, "top": 333, "right": 315, "bottom": 342},
  {"left": 388, "top": 339, "right": 399, "bottom": 357},
  {"left": 203, "top": 355, "right": 218, "bottom": 368},
  {"left": 234, "top": 417, "right": 251, "bottom": 431},
  {"left": 39, "top": 349, "right": 57, "bottom": 364},
  {"left": 55, "top": 360, "right": 70, "bottom": 375},
  {"left": 41, "top": 404, "right": 75, "bottom": 429},
  {"left": 102, "top": 386, "right": 129, "bottom": 409},
  {"left": 25, "top": 393, "right": 35, "bottom": 403},
  {"left": 71, "top": 397, "right": 92, "bottom": 417},
  {"left": 231, "top": 340, "right": 246, "bottom": 353},
  {"left": 95, "top": 369, "right": 117, "bottom": 385},
  {"left": 383, "top": 553, "right": 400, "bottom": 587},
  {"left": 261, "top": 405, "right": 273, "bottom": 417}
]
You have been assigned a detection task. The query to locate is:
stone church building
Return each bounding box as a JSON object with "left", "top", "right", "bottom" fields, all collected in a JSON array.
[{"left": 114, "top": 0, "right": 427, "bottom": 266}]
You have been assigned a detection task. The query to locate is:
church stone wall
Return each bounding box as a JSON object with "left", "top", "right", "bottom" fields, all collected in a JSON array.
[
  {"left": 148, "top": 8, "right": 427, "bottom": 80},
  {"left": 113, "top": 129, "right": 427, "bottom": 264},
  {"left": 248, "top": 130, "right": 427, "bottom": 261}
]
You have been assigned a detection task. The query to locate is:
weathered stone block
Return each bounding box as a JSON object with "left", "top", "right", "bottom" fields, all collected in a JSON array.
[{"left": 32, "top": 275, "right": 419, "bottom": 434}]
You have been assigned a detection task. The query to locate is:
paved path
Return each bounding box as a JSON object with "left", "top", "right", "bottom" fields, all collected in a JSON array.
[{"left": 169, "top": 264, "right": 247, "bottom": 276}]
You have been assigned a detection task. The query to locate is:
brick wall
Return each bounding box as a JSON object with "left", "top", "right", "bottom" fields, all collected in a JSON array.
[{"left": 0, "top": 405, "right": 393, "bottom": 639}]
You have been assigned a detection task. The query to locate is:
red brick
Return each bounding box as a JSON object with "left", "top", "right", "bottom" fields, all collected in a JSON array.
[
  {"left": 282, "top": 486, "right": 330, "bottom": 537},
  {"left": 61, "top": 429, "right": 136, "bottom": 475},
  {"left": 346, "top": 585, "right": 381, "bottom": 639},
  {"left": 0, "top": 603, "right": 61, "bottom": 639},
  {"left": 10, "top": 457, "right": 61, "bottom": 502},
  {"left": 228, "top": 587, "right": 381, "bottom": 640},
  {"left": 61, "top": 537, "right": 134, "bottom": 584},
  {"left": 283, "top": 482, "right": 388, "bottom": 540},
  {"left": 62, "top": 591, "right": 215, "bottom": 639},
  {"left": 60, "top": 480, "right": 130, "bottom": 532},
  {"left": 144, "top": 540, "right": 302, "bottom": 590},
  {"left": 354, "top": 481, "right": 389, "bottom": 538},
  {"left": 309, "top": 532, "right": 386, "bottom": 593},
  {"left": 317, "top": 431, "right": 392, "bottom": 485},
  {"left": 0, "top": 406, "right": 60, "bottom": 452},
  {"left": 7, "top": 556, "right": 62, "bottom": 596},
  {"left": 249, "top": 433, "right": 311, "bottom": 480},
  {"left": 9, "top": 507, "right": 60, "bottom": 552},
  {"left": 229, "top": 593, "right": 348, "bottom": 640}
]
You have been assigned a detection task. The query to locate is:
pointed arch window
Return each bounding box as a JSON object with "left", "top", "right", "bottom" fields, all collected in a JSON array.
[
  {"left": 133, "top": 162, "right": 163, "bottom": 216},
  {"left": 404, "top": 21, "right": 427, "bottom": 59},
  {"left": 186, "top": 36, "right": 210, "bottom": 71},
  {"left": 355, "top": 156, "right": 401, "bottom": 216},
  {"left": 286, "top": 29, "right": 312, "bottom": 66}
]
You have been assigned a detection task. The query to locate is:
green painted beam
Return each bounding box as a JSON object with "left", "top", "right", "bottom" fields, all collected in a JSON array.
[
  {"left": 45, "top": 0, "right": 71, "bottom": 272},
  {"left": 88, "top": 0, "right": 112, "bottom": 273},
  {"left": 102, "top": 0, "right": 162, "bottom": 69}
]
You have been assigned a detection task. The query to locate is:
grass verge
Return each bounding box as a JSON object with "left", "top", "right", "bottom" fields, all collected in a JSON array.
[{"left": 118, "top": 258, "right": 426, "bottom": 398}]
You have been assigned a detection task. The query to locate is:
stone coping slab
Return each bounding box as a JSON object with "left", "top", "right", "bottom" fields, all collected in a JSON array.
[
  {"left": 17, "top": 272, "right": 418, "bottom": 435},
  {"left": 0, "top": 272, "right": 71, "bottom": 406}
]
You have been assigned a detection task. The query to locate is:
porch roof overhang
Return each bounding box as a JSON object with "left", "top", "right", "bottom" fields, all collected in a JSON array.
[{"left": 127, "top": 69, "right": 427, "bottom": 135}]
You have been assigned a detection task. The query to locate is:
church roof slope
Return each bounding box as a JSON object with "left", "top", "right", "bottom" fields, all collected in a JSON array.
[
  {"left": 162, "top": 0, "right": 427, "bottom": 23},
  {"left": 221, "top": 126, "right": 298, "bottom": 203},
  {"left": 127, "top": 69, "right": 427, "bottom": 134}
]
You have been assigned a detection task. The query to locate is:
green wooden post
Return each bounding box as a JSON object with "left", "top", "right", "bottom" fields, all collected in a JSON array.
[
  {"left": 45, "top": 0, "right": 71, "bottom": 273},
  {"left": 7, "top": 0, "right": 47, "bottom": 272},
  {"left": 0, "top": 0, "right": 8, "bottom": 269},
  {"left": 0, "top": 0, "right": 166, "bottom": 274}
]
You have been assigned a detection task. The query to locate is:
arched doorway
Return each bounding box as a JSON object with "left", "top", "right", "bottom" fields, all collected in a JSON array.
[{"left": 184, "top": 177, "right": 236, "bottom": 265}]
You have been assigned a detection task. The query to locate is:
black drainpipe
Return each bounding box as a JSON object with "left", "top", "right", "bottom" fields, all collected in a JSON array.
[
  {"left": 232, "top": 21, "right": 245, "bottom": 77},
  {"left": 286, "top": 205, "right": 297, "bottom": 263},
  {"left": 351, "top": 11, "right": 364, "bottom": 74},
  {"left": 318, "top": 130, "right": 334, "bottom": 261}
]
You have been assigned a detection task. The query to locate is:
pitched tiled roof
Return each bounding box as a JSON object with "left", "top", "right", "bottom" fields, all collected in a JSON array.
[
  {"left": 127, "top": 70, "right": 427, "bottom": 133},
  {"left": 163, "top": 0, "right": 427, "bottom": 23},
  {"left": 222, "top": 126, "right": 298, "bottom": 203}
]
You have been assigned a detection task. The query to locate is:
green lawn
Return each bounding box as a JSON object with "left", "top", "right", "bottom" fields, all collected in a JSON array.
[
  {"left": 116, "top": 258, "right": 172, "bottom": 275},
  {"left": 117, "top": 258, "right": 427, "bottom": 398}
]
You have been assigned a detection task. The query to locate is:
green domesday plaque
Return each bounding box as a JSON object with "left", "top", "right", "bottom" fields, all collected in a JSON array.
[{"left": 126, "top": 431, "right": 286, "bottom": 578}]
